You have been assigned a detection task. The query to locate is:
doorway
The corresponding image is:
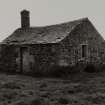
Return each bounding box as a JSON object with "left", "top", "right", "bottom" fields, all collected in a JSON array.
[{"left": 19, "top": 47, "right": 31, "bottom": 73}]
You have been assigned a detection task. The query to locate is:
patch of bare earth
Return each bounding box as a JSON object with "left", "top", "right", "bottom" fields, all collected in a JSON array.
[{"left": 0, "top": 72, "right": 104, "bottom": 105}]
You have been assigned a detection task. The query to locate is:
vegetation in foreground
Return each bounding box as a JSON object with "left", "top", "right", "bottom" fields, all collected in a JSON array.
[{"left": 0, "top": 70, "right": 104, "bottom": 105}]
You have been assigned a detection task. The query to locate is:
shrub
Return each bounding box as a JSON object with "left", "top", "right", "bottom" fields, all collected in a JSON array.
[
  {"left": 58, "top": 97, "right": 69, "bottom": 105},
  {"left": 29, "top": 98, "right": 45, "bottom": 105},
  {"left": 100, "top": 64, "right": 105, "bottom": 72},
  {"left": 84, "top": 64, "right": 98, "bottom": 73},
  {"left": 31, "top": 64, "right": 83, "bottom": 77},
  {"left": 32, "top": 70, "right": 44, "bottom": 77},
  {"left": 48, "top": 65, "right": 80, "bottom": 77},
  {"left": 49, "top": 66, "right": 69, "bottom": 77},
  {"left": 40, "top": 83, "right": 47, "bottom": 88}
]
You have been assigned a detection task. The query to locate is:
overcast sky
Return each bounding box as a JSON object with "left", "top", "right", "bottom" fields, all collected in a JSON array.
[{"left": 0, "top": 0, "right": 105, "bottom": 41}]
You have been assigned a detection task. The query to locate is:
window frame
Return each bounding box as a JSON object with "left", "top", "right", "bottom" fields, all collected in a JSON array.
[{"left": 81, "top": 44, "right": 88, "bottom": 59}]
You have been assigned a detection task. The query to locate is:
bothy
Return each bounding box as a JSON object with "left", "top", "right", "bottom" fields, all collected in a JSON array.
[{"left": 0, "top": 10, "right": 105, "bottom": 75}]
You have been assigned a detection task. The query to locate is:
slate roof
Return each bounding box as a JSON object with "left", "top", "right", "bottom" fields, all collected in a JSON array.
[{"left": 2, "top": 18, "right": 89, "bottom": 45}]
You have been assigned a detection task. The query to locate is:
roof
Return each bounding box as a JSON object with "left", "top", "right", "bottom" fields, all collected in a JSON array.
[{"left": 2, "top": 18, "right": 89, "bottom": 45}]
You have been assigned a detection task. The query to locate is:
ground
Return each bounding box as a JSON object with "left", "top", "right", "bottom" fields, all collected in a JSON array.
[{"left": 0, "top": 72, "right": 105, "bottom": 105}]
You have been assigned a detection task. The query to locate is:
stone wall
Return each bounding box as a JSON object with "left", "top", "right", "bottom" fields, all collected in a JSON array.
[
  {"left": 0, "top": 45, "right": 17, "bottom": 72},
  {"left": 29, "top": 44, "right": 58, "bottom": 73},
  {"left": 0, "top": 44, "right": 59, "bottom": 74},
  {"left": 57, "top": 19, "right": 105, "bottom": 68},
  {"left": 0, "top": 20, "right": 105, "bottom": 74}
]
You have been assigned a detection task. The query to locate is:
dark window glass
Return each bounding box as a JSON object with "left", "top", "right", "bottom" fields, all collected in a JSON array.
[{"left": 82, "top": 45, "right": 87, "bottom": 58}]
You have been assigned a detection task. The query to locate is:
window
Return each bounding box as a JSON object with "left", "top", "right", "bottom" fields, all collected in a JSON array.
[{"left": 82, "top": 44, "right": 88, "bottom": 58}]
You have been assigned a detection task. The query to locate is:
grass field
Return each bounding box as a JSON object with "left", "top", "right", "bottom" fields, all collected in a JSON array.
[{"left": 0, "top": 72, "right": 105, "bottom": 105}]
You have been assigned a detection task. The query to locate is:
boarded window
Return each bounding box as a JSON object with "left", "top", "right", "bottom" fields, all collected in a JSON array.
[{"left": 82, "top": 44, "right": 88, "bottom": 58}]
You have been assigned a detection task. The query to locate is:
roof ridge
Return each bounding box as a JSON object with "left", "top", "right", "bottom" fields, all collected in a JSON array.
[
  {"left": 16, "top": 17, "right": 88, "bottom": 30},
  {"left": 2, "top": 17, "right": 89, "bottom": 44}
]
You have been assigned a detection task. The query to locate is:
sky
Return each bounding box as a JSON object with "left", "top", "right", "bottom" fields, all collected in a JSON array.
[{"left": 0, "top": 0, "right": 104, "bottom": 41}]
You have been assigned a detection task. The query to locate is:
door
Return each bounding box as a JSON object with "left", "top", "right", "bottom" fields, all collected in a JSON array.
[{"left": 19, "top": 47, "right": 34, "bottom": 73}]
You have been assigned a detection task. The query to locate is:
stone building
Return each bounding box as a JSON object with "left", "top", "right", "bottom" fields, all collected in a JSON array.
[{"left": 0, "top": 10, "right": 105, "bottom": 73}]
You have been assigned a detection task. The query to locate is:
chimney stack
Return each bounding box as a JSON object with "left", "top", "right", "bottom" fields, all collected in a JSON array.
[{"left": 21, "top": 10, "right": 30, "bottom": 28}]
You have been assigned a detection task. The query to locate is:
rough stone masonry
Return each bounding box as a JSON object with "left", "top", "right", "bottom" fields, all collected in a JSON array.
[{"left": 0, "top": 10, "right": 105, "bottom": 74}]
